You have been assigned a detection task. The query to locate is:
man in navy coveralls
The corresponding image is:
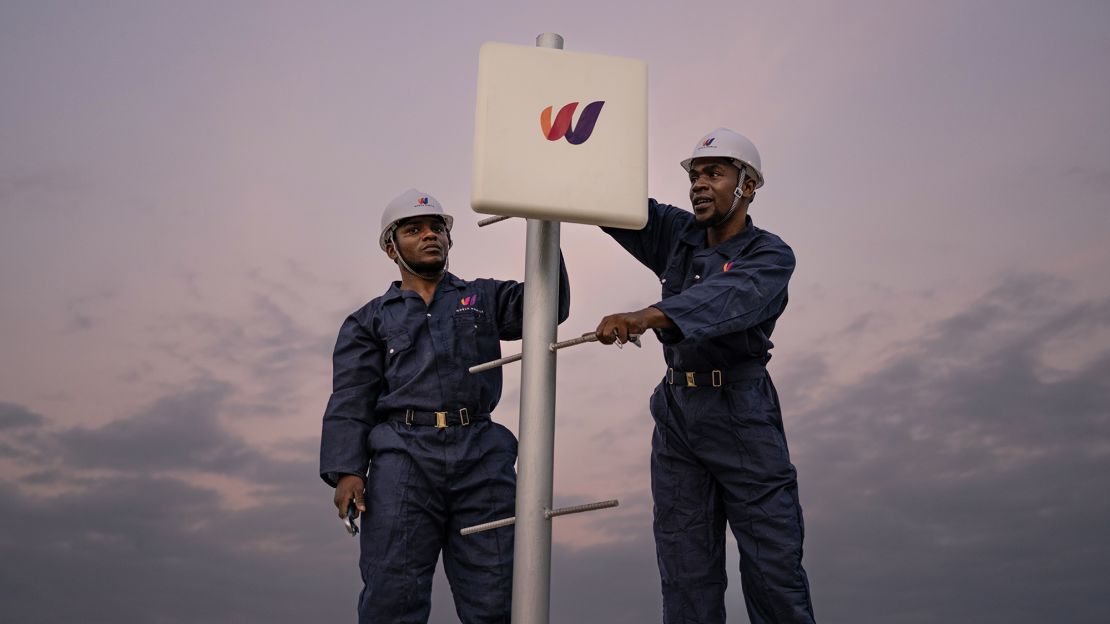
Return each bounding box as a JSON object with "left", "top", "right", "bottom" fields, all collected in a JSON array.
[
  {"left": 595, "top": 129, "right": 816, "bottom": 624},
  {"left": 320, "top": 189, "right": 570, "bottom": 623}
]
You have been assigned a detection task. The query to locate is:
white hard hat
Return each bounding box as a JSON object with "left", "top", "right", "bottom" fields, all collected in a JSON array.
[
  {"left": 680, "top": 128, "right": 764, "bottom": 189},
  {"left": 378, "top": 189, "right": 454, "bottom": 251}
]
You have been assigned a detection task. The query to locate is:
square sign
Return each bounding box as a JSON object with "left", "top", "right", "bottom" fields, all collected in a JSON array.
[{"left": 471, "top": 42, "right": 648, "bottom": 229}]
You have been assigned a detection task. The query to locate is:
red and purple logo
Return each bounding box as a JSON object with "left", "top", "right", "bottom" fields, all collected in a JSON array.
[
  {"left": 723, "top": 261, "right": 734, "bottom": 272},
  {"left": 702, "top": 137, "right": 716, "bottom": 147},
  {"left": 417, "top": 197, "right": 430, "bottom": 205},
  {"left": 540, "top": 101, "right": 605, "bottom": 145},
  {"left": 460, "top": 295, "right": 477, "bottom": 306}
]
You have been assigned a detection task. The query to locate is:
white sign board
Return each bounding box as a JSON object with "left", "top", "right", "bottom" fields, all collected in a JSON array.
[{"left": 471, "top": 42, "right": 648, "bottom": 229}]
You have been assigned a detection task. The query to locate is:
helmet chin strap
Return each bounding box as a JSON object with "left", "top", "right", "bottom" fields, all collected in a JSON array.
[
  {"left": 707, "top": 168, "right": 747, "bottom": 228},
  {"left": 724, "top": 168, "right": 747, "bottom": 222}
]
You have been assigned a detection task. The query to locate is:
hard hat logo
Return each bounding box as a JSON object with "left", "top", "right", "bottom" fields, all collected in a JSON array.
[
  {"left": 417, "top": 197, "right": 430, "bottom": 206},
  {"left": 701, "top": 137, "right": 716, "bottom": 147},
  {"left": 540, "top": 101, "right": 605, "bottom": 145}
]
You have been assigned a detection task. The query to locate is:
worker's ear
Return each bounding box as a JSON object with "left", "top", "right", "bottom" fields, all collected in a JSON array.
[
  {"left": 385, "top": 242, "right": 398, "bottom": 261},
  {"left": 740, "top": 175, "right": 757, "bottom": 198}
]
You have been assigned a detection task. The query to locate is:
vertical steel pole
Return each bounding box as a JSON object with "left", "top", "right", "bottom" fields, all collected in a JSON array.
[{"left": 511, "top": 31, "right": 564, "bottom": 624}]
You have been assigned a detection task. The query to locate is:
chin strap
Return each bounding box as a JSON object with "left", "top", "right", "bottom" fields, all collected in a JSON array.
[{"left": 720, "top": 168, "right": 747, "bottom": 224}]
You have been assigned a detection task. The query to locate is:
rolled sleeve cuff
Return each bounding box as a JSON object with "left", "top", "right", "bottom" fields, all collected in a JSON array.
[
  {"left": 651, "top": 299, "right": 690, "bottom": 344},
  {"left": 320, "top": 470, "right": 367, "bottom": 488}
]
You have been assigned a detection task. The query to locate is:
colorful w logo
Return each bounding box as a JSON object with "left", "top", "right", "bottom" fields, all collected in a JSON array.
[
  {"left": 702, "top": 137, "right": 716, "bottom": 147},
  {"left": 540, "top": 101, "right": 605, "bottom": 145},
  {"left": 460, "top": 295, "right": 477, "bottom": 306},
  {"left": 417, "top": 197, "right": 430, "bottom": 205}
]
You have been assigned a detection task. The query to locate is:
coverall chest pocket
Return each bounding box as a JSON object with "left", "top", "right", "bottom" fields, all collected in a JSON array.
[
  {"left": 659, "top": 257, "right": 686, "bottom": 298},
  {"left": 383, "top": 329, "right": 415, "bottom": 384},
  {"left": 453, "top": 310, "right": 496, "bottom": 359}
]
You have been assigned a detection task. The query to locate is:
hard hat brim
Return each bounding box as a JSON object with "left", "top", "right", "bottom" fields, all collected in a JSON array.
[
  {"left": 680, "top": 157, "right": 764, "bottom": 189},
  {"left": 379, "top": 213, "right": 454, "bottom": 251}
]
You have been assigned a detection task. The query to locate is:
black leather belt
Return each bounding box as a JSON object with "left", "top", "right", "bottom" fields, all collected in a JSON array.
[
  {"left": 386, "top": 408, "right": 489, "bottom": 428},
  {"left": 667, "top": 363, "right": 766, "bottom": 388}
]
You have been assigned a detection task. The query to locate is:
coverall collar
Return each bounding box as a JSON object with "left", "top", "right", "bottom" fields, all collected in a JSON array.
[
  {"left": 680, "top": 214, "right": 760, "bottom": 257},
  {"left": 381, "top": 272, "right": 468, "bottom": 304}
]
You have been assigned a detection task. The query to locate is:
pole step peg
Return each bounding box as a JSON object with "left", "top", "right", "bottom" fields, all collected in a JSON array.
[
  {"left": 468, "top": 332, "right": 641, "bottom": 374},
  {"left": 460, "top": 499, "right": 619, "bottom": 536},
  {"left": 478, "top": 215, "right": 514, "bottom": 227},
  {"left": 545, "top": 498, "right": 619, "bottom": 519}
]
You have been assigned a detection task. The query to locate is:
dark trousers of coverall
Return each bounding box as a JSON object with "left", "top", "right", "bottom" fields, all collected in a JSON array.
[
  {"left": 358, "top": 419, "right": 517, "bottom": 624},
  {"left": 649, "top": 375, "right": 816, "bottom": 624}
]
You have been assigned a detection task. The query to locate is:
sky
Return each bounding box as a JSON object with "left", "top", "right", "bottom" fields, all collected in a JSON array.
[{"left": 2, "top": 1, "right": 1109, "bottom": 622}]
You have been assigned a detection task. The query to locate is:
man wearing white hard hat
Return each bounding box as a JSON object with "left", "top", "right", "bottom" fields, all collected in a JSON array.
[
  {"left": 320, "top": 189, "right": 570, "bottom": 623},
  {"left": 595, "top": 129, "right": 816, "bottom": 623}
]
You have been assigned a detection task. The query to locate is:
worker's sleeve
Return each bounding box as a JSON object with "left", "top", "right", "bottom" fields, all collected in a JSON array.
[
  {"left": 600, "top": 199, "right": 689, "bottom": 276},
  {"left": 493, "top": 252, "right": 571, "bottom": 341},
  {"left": 653, "top": 242, "right": 795, "bottom": 343},
  {"left": 319, "top": 314, "right": 384, "bottom": 487}
]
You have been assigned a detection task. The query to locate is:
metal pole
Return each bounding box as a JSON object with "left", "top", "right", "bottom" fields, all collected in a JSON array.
[{"left": 512, "top": 31, "right": 564, "bottom": 624}]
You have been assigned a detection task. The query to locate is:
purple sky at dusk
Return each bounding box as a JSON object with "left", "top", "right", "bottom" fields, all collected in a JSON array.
[{"left": 2, "top": 1, "right": 1109, "bottom": 622}]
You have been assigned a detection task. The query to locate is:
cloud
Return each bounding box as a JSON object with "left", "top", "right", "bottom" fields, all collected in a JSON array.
[
  {"left": 789, "top": 273, "right": 1110, "bottom": 623},
  {"left": 3, "top": 271, "right": 1110, "bottom": 624},
  {"left": 1063, "top": 165, "right": 1110, "bottom": 195},
  {"left": 55, "top": 380, "right": 256, "bottom": 472},
  {"left": 0, "top": 474, "right": 361, "bottom": 624},
  {"left": 0, "top": 402, "right": 50, "bottom": 462},
  {"left": 121, "top": 274, "right": 337, "bottom": 421},
  {"left": 0, "top": 402, "right": 45, "bottom": 429},
  {"left": 0, "top": 388, "right": 360, "bottom": 624},
  {"left": 0, "top": 170, "right": 84, "bottom": 213},
  {"left": 0, "top": 382, "right": 657, "bottom": 624}
]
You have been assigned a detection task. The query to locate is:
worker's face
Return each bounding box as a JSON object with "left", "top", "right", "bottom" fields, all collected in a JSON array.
[
  {"left": 387, "top": 216, "right": 450, "bottom": 272},
  {"left": 688, "top": 157, "right": 749, "bottom": 226}
]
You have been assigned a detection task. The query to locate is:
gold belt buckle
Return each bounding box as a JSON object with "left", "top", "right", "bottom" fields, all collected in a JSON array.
[
  {"left": 435, "top": 411, "right": 448, "bottom": 429},
  {"left": 459, "top": 408, "right": 470, "bottom": 426},
  {"left": 685, "top": 372, "right": 697, "bottom": 387}
]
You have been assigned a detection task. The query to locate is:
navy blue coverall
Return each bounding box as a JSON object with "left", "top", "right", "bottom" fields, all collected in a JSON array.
[
  {"left": 320, "top": 269, "right": 570, "bottom": 624},
  {"left": 603, "top": 200, "right": 815, "bottom": 624}
]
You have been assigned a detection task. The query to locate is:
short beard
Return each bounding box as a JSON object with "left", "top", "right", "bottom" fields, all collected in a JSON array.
[
  {"left": 406, "top": 257, "right": 446, "bottom": 274},
  {"left": 695, "top": 195, "right": 743, "bottom": 230},
  {"left": 397, "top": 248, "right": 447, "bottom": 277},
  {"left": 695, "top": 210, "right": 728, "bottom": 229}
]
